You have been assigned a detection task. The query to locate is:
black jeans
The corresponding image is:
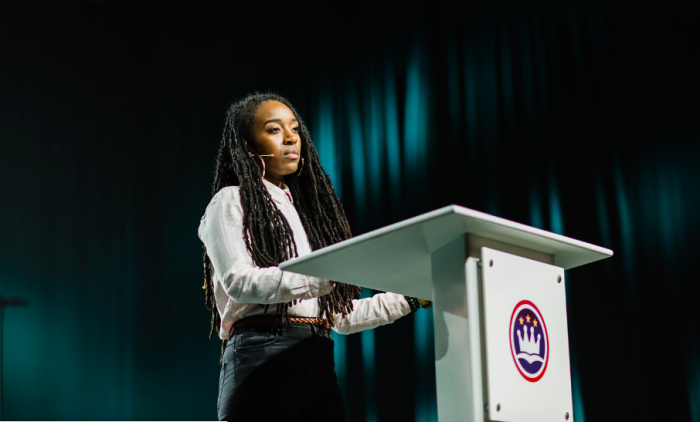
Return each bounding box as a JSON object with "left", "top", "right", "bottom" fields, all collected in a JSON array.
[{"left": 217, "top": 319, "right": 347, "bottom": 422}]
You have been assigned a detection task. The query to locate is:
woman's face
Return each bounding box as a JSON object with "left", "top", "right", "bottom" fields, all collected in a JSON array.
[{"left": 250, "top": 100, "right": 302, "bottom": 187}]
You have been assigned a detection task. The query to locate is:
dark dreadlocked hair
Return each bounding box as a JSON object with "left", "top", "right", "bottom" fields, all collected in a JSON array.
[{"left": 202, "top": 92, "right": 361, "bottom": 357}]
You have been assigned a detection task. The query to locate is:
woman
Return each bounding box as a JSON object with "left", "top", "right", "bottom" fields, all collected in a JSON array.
[{"left": 198, "top": 92, "right": 429, "bottom": 421}]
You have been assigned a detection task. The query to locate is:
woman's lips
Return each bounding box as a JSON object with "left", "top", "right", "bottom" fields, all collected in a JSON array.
[{"left": 285, "top": 152, "right": 299, "bottom": 158}]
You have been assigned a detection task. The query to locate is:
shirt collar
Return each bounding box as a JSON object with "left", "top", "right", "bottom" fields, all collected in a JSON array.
[{"left": 262, "top": 178, "right": 294, "bottom": 204}]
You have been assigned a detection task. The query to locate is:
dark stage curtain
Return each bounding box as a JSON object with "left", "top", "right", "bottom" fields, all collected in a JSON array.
[{"left": 0, "top": 2, "right": 698, "bottom": 421}]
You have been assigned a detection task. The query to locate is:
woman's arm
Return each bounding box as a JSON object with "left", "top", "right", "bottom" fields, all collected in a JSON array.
[
  {"left": 198, "top": 187, "right": 333, "bottom": 304},
  {"left": 332, "top": 292, "right": 412, "bottom": 335}
]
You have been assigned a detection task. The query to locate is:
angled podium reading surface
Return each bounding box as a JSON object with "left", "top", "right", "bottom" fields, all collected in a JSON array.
[{"left": 279, "top": 205, "right": 612, "bottom": 422}]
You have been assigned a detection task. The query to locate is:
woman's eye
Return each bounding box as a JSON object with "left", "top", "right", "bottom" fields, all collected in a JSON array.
[{"left": 267, "top": 126, "right": 298, "bottom": 134}]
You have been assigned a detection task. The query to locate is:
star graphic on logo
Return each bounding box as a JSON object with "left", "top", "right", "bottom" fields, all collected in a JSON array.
[
  {"left": 526, "top": 314, "right": 531, "bottom": 323},
  {"left": 519, "top": 317, "right": 524, "bottom": 325},
  {"left": 533, "top": 319, "right": 538, "bottom": 327}
]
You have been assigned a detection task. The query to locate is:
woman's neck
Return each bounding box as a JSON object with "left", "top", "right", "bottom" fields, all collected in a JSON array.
[{"left": 263, "top": 175, "right": 284, "bottom": 189}]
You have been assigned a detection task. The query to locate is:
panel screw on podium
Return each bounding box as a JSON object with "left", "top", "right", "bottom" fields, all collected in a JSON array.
[
  {"left": 557, "top": 275, "right": 562, "bottom": 283},
  {"left": 497, "top": 404, "right": 501, "bottom": 412},
  {"left": 565, "top": 412, "right": 570, "bottom": 420},
  {"left": 489, "top": 260, "right": 493, "bottom": 267}
]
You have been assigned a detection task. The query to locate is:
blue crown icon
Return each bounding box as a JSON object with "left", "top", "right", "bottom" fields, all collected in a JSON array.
[
  {"left": 510, "top": 301, "right": 549, "bottom": 381},
  {"left": 516, "top": 325, "right": 544, "bottom": 364}
]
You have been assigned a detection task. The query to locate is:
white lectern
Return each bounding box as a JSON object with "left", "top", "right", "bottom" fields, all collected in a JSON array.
[{"left": 279, "top": 206, "right": 612, "bottom": 422}]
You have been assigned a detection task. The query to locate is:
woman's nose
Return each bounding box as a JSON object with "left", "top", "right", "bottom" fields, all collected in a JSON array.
[{"left": 283, "top": 130, "right": 298, "bottom": 144}]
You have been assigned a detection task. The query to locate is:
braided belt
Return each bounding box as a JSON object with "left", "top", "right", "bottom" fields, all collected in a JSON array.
[{"left": 233, "top": 316, "right": 330, "bottom": 331}]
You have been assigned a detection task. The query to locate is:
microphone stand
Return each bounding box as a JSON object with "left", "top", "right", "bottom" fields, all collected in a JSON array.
[{"left": 0, "top": 297, "right": 27, "bottom": 422}]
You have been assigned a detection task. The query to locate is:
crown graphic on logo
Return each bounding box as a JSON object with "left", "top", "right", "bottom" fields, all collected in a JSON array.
[
  {"left": 510, "top": 301, "right": 549, "bottom": 382},
  {"left": 517, "top": 325, "right": 541, "bottom": 355}
]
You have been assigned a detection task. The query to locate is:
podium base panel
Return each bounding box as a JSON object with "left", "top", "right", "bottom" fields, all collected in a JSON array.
[{"left": 432, "top": 235, "right": 485, "bottom": 422}]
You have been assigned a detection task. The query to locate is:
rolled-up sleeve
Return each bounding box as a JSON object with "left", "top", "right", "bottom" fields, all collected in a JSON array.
[
  {"left": 332, "top": 292, "right": 412, "bottom": 335},
  {"left": 198, "top": 188, "right": 333, "bottom": 305}
]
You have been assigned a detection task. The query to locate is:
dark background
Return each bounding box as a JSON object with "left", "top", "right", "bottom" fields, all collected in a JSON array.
[{"left": 0, "top": 2, "right": 698, "bottom": 421}]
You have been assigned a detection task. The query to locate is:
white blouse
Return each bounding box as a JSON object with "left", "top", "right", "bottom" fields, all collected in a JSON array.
[{"left": 198, "top": 178, "right": 411, "bottom": 339}]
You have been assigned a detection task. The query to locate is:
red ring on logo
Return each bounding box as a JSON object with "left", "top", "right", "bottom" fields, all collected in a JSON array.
[{"left": 509, "top": 299, "right": 550, "bottom": 382}]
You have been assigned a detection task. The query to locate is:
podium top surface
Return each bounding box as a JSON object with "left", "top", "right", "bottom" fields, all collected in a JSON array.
[{"left": 279, "top": 205, "right": 613, "bottom": 298}]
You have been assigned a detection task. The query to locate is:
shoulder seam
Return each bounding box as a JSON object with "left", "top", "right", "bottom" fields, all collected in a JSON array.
[{"left": 212, "top": 185, "right": 241, "bottom": 200}]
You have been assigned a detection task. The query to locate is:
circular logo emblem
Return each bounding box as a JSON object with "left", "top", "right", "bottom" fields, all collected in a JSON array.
[{"left": 509, "top": 300, "right": 549, "bottom": 382}]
